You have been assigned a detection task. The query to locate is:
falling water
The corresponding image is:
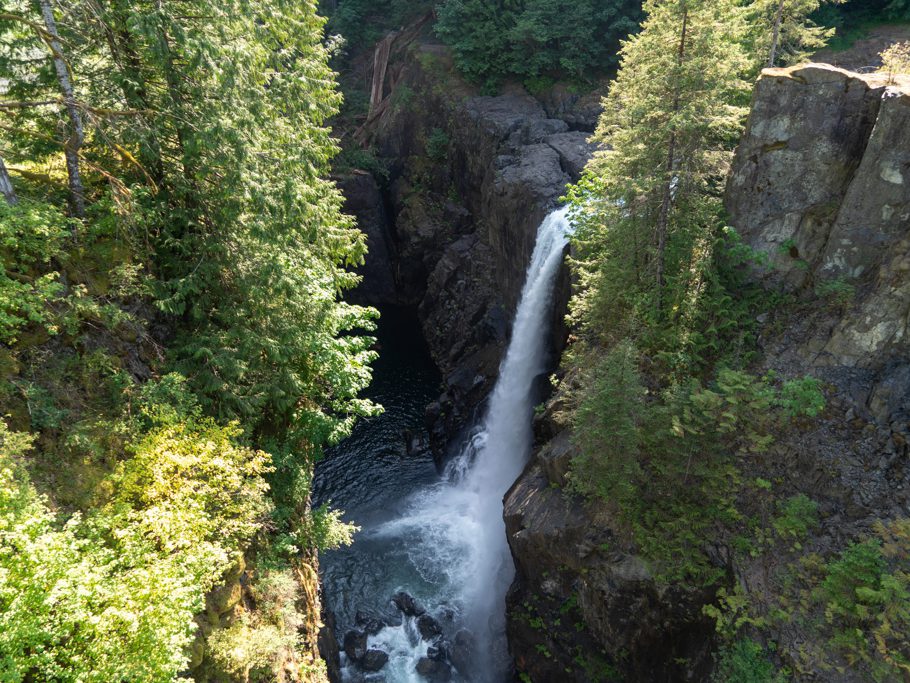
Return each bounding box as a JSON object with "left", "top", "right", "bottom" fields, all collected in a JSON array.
[{"left": 325, "top": 207, "right": 572, "bottom": 682}]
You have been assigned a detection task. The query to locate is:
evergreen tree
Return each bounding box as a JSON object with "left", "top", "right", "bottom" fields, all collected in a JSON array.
[
  {"left": 0, "top": 0, "right": 374, "bottom": 678},
  {"left": 750, "top": 0, "right": 845, "bottom": 67},
  {"left": 570, "top": 0, "right": 751, "bottom": 340},
  {"left": 434, "top": 0, "right": 642, "bottom": 88}
]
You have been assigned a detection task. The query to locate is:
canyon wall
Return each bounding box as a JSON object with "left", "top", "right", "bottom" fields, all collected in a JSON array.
[
  {"left": 504, "top": 63, "right": 910, "bottom": 682},
  {"left": 340, "top": 42, "right": 595, "bottom": 452}
]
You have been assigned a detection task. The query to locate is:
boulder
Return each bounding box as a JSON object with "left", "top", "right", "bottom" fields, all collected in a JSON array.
[
  {"left": 342, "top": 630, "right": 368, "bottom": 663},
  {"left": 415, "top": 657, "right": 452, "bottom": 682},
  {"left": 727, "top": 63, "right": 910, "bottom": 425},
  {"left": 355, "top": 610, "right": 386, "bottom": 636},
  {"left": 416, "top": 613, "right": 442, "bottom": 640},
  {"left": 426, "top": 643, "right": 447, "bottom": 661},
  {"left": 544, "top": 132, "right": 597, "bottom": 181},
  {"left": 360, "top": 649, "right": 389, "bottom": 672},
  {"left": 391, "top": 591, "right": 426, "bottom": 617},
  {"left": 448, "top": 629, "right": 476, "bottom": 678}
]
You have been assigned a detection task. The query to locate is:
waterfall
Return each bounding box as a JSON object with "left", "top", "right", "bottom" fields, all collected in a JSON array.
[{"left": 343, "top": 207, "right": 572, "bottom": 682}]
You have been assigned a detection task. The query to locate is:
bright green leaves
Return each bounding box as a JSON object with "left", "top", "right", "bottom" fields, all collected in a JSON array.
[
  {"left": 0, "top": 200, "right": 70, "bottom": 343},
  {"left": 0, "top": 404, "right": 271, "bottom": 683},
  {"left": 1, "top": 1, "right": 376, "bottom": 680}
]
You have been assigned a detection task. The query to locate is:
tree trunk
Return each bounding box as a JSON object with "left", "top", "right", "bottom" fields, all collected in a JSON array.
[
  {"left": 655, "top": 3, "right": 688, "bottom": 314},
  {"left": 0, "top": 154, "right": 17, "bottom": 205},
  {"left": 40, "top": 0, "right": 86, "bottom": 218},
  {"left": 369, "top": 33, "right": 395, "bottom": 116},
  {"left": 768, "top": 0, "right": 785, "bottom": 68}
]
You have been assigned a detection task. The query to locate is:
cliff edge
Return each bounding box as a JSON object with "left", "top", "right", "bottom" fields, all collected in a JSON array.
[{"left": 505, "top": 63, "right": 910, "bottom": 682}]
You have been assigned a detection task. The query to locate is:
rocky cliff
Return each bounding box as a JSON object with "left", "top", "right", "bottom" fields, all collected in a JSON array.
[
  {"left": 728, "top": 63, "right": 910, "bottom": 433},
  {"left": 504, "top": 63, "right": 910, "bottom": 682},
  {"left": 340, "top": 40, "right": 595, "bottom": 452}
]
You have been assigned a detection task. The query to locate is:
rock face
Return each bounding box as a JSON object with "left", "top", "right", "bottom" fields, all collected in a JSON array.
[
  {"left": 504, "top": 420, "right": 716, "bottom": 682},
  {"left": 341, "top": 44, "right": 594, "bottom": 452},
  {"left": 338, "top": 171, "right": 398, "bottom": 306},
  {"left": 728, "top": 63, "right": 910, "bottom": 429},
  {"left": 505, "top": 64, "right": 910, "bottom": 682}
]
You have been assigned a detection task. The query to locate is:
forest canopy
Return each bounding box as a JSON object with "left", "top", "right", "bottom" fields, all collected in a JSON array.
[{"left": 0, "top": 0, "right": 374, "bottom": 679}]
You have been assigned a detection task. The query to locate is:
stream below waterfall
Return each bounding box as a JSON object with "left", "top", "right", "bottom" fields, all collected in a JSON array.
[{"left": 314, "top": 208, "right": 572, "bottom": 683}]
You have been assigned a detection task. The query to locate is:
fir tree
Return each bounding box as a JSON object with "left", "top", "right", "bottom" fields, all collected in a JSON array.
[
  {"left": 750, "top": 0, "right": 845, "bottom": 68},
  {"left": 571, "top": 0, "right": 751, "bottom": 337}
]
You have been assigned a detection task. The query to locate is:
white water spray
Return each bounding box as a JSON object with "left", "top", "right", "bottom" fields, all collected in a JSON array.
[{"left": 357, "top": 207, "right": 572, "bottom": 682}]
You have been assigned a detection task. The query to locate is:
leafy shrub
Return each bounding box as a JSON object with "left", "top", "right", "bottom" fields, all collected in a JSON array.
[
  {"left": 772, "top": 494, "right": 819, "bottom": 545},
  {"left": 426, "top": 128, "right": 450, "bottom": 162},
  {"left": 0, "top": 200, "right": 70, "bottom": 343},
  {"left": 712, "top": 638, "right": 786, "bottom": 683},
  {"left": 814, "top": 277, "right": 855, "bottom": 308},
  {"left": 816, "top": 527, "right": 910, "bottom": 680},
  {"left": 208, "top": 569, "right": 303, "bottom": 682},
  {"left": 880, "top": 41, "right": 910, "bottom": 82},
  {"left": 0, "top": 413, "right": 271, "bottom": 682},
  {"left": 777, "top": 377, "right": 826, "bottom": 419}
]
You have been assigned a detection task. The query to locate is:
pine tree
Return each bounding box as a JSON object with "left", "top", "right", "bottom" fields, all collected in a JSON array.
[
  {"left": 750, "top": 0, "right": 845, "bottom": 68},
  {"left": 570, "top": 0, "right": 751, "bottom": 339}
]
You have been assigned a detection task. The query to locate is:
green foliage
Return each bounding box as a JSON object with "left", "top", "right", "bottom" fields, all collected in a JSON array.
[
  {"left": 208, "top": 569, "right": 305, "bottom": 681},
  {"left": 0, "top": 416, "right": 270, "bottom": 682},
  {"left": 426, "top": 128, "right": 451, "bottom": 162},
  {"left": 569, "top": 346, "right": 822, "bottom": 581},
  {"left": 814, "top": 526, "right": 910, "bottom": 680},
  {"left": 712, "top": 638, "right": 786, "bottom": 683},
  {"left": 335, "top": 146, "right": 391, "bottom": 182},
  {"left": 321, "top": 0, "right": 432, "bottom": 54},
  {"left": 564, "top": 0, "right": 831, "bottom": 586},
  {"left": 813, "top": 0, "right": 910, "bottom": 44},
  {"left": 748, "top": 0, "right": 845, "bottom": 68},
  {"left": 568, "top": 341, "right": 646, "bottom": 505},
  {"left": 777, "top": 377, "right": 825, "bottom": 418},
  {"left": 310, "top": 503, "right": 359, "bottom": 550},
  {"left": 814, "top": 277, "right": 855, "bottom": 308},
  {"left": 0, "top": 0, "right": 380, "bottom": 678},
  {"left": 879, "top": 41, "right": 910, "bottom": 82},
  {"left": 0, "top": 200, "right": 69, "bottom": 343},
  {"left": 568, "top": 0, "right": 755, "bottom": 349},
  {"left": 434, "top": 0, "right": 641, "bottom": 88},
  {"left": 772, "top": 494, "right": 819, "bottom": 543}
]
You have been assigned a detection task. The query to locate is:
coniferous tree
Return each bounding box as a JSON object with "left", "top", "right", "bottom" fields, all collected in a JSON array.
[
  {"left": 571, "top": 0, "right": 751, "bottom": 336},
  {"left": 750, "top": 0, "right": 845, "bottom": 67},
  {"left": 0, "top": 0, "right": 375, "bottom": 678}
]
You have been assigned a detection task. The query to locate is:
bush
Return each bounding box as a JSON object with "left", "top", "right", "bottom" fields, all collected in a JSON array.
[
  {"left": 0, "top": 200, "right": 70, "bottom": 343},
  {"left": 0, "top": 413, "right": 271, "bottom": 682},
  {"left": 425, "top": 128, "right": 450, "bottom": 162},
  {"left": 816, "top": 528, "right": 910, "bottom": 680},
  {"left": 712, "top": 638, "right": 786, "bottom": 683},
  {"left": 880, "top": 41, "right": 910, "bottom": 83}
]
